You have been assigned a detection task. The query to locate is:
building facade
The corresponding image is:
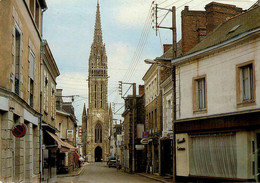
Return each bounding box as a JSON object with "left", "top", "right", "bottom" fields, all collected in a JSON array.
[
  {"left": 121, "top": 85, "right": 146, "bottom": 173},
  {"left": 55, "top": 89, "right": 78, "bottom": 173},
  {"left": 143, "top": 65, "right": 162, "bottom": 175},
  {"left": 173, "top": 5, "right": 260, "bottom": 182},
  {"left": 41, "top": 40, "right": 60, "bottom": 181},
  {"left": 84, "top": 2, "right": 110, "bottom": 163},
  {"left": 0, "top": 0, "right": 47, "bottom": 182}
]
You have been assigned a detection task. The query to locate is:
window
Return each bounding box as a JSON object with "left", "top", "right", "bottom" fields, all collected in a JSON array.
[
  {"left": 101, "top": 84, "right": 103, "bottom": 108},
  {"left": 241, "top": 65, "right": 253, "bottom": 101},
  {"left": 58, "top": 123, "right": 62, "bottom": 137},
  {"left": 43, "top": 70, "right": 48, "bottom": 113},
  {"left": 197, "top": 78, "right": 205, "bottom": 109},
  {"left": 236, "top": 61, "right": 255, "bottom": 105},
  {"left": 95, "top": 84, "right": 97, "bottom": 108},
  {"left": 29, "top": 51, "right": 35, "bottom": 107},
  {"left": 95, "top": 123, "right": 102, "bottom": 143},
  {"left": 167, "top": 100, "right": 171, "bottom": 124},
  {"left": 51, "top": 85, "right": 55, "bottom": 118},
  {"left": 30, "top": 79, "right": 34, "bottom": 107},
  {"left": 35, "top": 2, "right": 40, "bottom": 28},
  {"left": 193, "top": 75, "right": 207, "bottom": 112},
  {"left": 15, "top": 28, "right": 21, "bottom": 96},
  {"left": 29, "top": 0, "right": 35, "bottom": 17}
]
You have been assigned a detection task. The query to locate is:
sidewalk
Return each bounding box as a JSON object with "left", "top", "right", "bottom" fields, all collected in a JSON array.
[
  {"left": 136, "top": 172, "right": 173, "bottom": 183},
  {"left": 56, "top": 162, "right": 87, "bottom": 178}
]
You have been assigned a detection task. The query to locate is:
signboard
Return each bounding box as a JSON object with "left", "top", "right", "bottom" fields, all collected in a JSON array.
[
  {"left": 142, "top": 131, "right": 149, "bottom": 138},
  {"left": 141, "top": 138, "right": 149, "bottom": 145},
  {"left": 135, "top": 145, "right": 145, "bottom": 150},
  {"left": 12, "top": 123, "right": 27, "bottom": 138}
]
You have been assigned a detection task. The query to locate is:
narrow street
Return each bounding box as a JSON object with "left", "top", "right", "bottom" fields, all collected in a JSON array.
[{"left": 50, "top": 162, "right": 159, "bottom": 183}]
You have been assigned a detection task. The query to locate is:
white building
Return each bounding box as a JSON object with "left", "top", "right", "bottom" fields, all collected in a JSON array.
[{"left": 173, "top": 5, "right": 260, "bottom": 182}]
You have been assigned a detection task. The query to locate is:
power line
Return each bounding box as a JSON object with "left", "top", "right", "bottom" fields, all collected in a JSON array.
[{"left": 111, "top": 2, "right": 153, "bottom": 104}]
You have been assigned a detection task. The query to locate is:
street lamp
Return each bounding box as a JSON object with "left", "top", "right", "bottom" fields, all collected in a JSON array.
[
  {"left": 144, "top": 59, "right": 171, "bottom": 68},
  {"left": 144, "top": 59, "right": 157, "bottom": 64}
]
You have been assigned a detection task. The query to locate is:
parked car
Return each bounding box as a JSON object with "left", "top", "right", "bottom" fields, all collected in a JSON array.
[{"left": 107, "top": 156, "right": 116, "bottom": 168}]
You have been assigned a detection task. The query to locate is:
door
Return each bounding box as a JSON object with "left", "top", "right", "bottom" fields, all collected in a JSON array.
[{"left": 95, "top": 146, "right": 102, "bottom": 162}]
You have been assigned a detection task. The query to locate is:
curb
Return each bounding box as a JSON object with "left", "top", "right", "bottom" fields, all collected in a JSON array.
[
  {"left": 57, "top": 164, "right": 86, "bottom": 178},
  {"left": 136, "top": 173, "right": 170, "bottom": 183}
]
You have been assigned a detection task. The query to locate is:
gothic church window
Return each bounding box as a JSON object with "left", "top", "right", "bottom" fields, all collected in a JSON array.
[
  {"left": 95, "top": 84, "right": 97, "bottom": 108},
  {"left": 95, "top": 123, "right": 102, "bottom": 143},
  {"left": 101, "top": 84, "right": 103, "bottom": 108}
]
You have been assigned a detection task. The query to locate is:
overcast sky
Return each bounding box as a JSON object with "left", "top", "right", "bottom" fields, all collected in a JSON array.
[{"left": 43, "top": 0, "right": 256, "bottom": 125}]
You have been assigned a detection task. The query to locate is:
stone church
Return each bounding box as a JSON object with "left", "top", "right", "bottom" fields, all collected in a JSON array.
[{"left": 82, "top": 1, "right": 112, "bottom": 163}]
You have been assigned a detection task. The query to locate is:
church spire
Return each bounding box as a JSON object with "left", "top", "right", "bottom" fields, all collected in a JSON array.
[
  {"left": 82, "top": 103, "right": 86, "bottom": 116},
  {"left": 89, "top": 1, "right": 107, "bottom": 74},
  {"left": 93, "top": 0, "right": 103, "bottom": 43}
]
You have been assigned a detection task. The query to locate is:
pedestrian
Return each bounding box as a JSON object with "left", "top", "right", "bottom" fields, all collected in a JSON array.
[{"left": 79, "top": 155, "right": 84, "bottom": 167}]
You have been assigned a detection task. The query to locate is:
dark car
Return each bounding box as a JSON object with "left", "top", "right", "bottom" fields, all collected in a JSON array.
[{"left": 107, "top": 156, "right": 116, "bottom": 168}]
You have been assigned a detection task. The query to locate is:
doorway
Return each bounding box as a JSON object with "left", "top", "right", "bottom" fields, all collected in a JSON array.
[
  {"left": 95, "top": 146, "right": 102, "bottom": 162},
  {"left": 161, "top": 139, "right": 173, "bottom": 175}
]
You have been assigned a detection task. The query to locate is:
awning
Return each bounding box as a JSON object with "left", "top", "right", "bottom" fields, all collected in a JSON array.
[
  {"left": 63, "top": 141, "right": 77, "bottom": 152},
  {"left": 46, "top": 131, "right": 76, "bottom": 152}
]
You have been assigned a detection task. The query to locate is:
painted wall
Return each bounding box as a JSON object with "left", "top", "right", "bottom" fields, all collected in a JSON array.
[
  {"left": 176, "top": 38, "right": 260, "bottom": 120},
  {"left": 161, "top": 77, "right": 173, "bottom": 136}
]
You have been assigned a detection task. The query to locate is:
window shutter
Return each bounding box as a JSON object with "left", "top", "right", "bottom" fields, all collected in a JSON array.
[{"left": 29, "top": 51, "right": 35, "bottom": 79}]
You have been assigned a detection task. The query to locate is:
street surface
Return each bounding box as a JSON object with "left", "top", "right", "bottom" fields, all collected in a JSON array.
[{"left": 50, "top": 162, "right": 159, "bottom": 183}]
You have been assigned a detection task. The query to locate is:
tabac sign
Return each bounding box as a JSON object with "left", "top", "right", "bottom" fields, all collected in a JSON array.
[{"left": 12, "top": 123, "right": 27, "bottom": 138}]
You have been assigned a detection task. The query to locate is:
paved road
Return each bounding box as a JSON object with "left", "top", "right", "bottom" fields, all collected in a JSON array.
[{"left": 50, "top": 162, "right": 159, "bottom": 183}]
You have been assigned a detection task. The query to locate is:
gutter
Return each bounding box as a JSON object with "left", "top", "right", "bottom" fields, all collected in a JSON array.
[
  {"left": 171, "top": 27, "right": 260, "bottom": 65},
  {"left": 40, "top": 6, "right": 48, "bottom": 183}
]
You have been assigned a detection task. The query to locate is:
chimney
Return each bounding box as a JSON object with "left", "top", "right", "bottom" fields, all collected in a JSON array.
[
  {"left": 163, "top": 44, "right": 172, "bottom": 53},
  {"left": 139, "top": 85, "right": 144, "bottom": 95},
  {"left": 205, "top": 2, "right": 242, "bottom": 34},
  {"left": 181, "top": 7, "right": 206, "bottom": 54}
]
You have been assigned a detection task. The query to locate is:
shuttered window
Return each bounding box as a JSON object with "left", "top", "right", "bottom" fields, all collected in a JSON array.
[
  {"left": 189, "top": 133, "right": 237, "bottom": 178},
  {"left": 29, "top": 51, "right": 35, "bottom": 107}
]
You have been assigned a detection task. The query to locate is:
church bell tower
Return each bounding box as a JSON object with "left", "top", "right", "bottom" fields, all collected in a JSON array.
[{"left": 83, "top": 1, "right": 110, "bottom": 163}]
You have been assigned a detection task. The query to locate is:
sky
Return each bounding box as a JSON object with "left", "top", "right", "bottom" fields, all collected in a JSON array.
[{"left": 43, "top": 0, "right": 256, "bottom": 125}]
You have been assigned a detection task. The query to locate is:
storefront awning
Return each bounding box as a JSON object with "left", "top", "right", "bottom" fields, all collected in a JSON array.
[
  {"left": 63, "top": 141, "right": 77, "bottom": 152},
  {"left": 46, "top": 131, "right": 76, "bottom": 152}
]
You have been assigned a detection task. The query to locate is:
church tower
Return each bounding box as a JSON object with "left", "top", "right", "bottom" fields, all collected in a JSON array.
[{"left": 84, "top": 1, "right": 110, "bottom": 162}]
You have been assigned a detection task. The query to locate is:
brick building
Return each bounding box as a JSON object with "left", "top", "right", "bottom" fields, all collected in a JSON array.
[{"left": 181, "top": 2, "right": 242, "bottom": 54}]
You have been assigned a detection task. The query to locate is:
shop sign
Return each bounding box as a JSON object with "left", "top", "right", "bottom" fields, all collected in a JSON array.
[
  {"left": 142, "top": 131, "right": 149, "bottom": 138},
  {"left": 135, "top": 145, "right": 145, "bottom": 150},
  {"left": 141, "top": 138, "right": 149, "bottom": 144},
  {"left": 12, "top": 123, "right": 26, "bottom": 138}
]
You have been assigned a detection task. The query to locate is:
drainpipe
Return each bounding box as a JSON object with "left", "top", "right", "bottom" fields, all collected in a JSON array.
[{"left": 40, "top": 6, "right": 48, "bottom": 183}]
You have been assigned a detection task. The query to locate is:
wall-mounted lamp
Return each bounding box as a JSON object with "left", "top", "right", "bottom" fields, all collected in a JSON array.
[{"left": 144, "top": 59, "right": 171, "bottom": 68}]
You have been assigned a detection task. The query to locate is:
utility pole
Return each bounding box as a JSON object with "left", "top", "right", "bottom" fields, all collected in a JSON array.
[
  {"left": 171, "top": 6, "right": 177, "bottom": 183},
  {"left": 132, "top": 83, "right": 136, "bottom": 172},
  {"left": 153, "top": 4, "right": 177, "bottom": 182}
]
